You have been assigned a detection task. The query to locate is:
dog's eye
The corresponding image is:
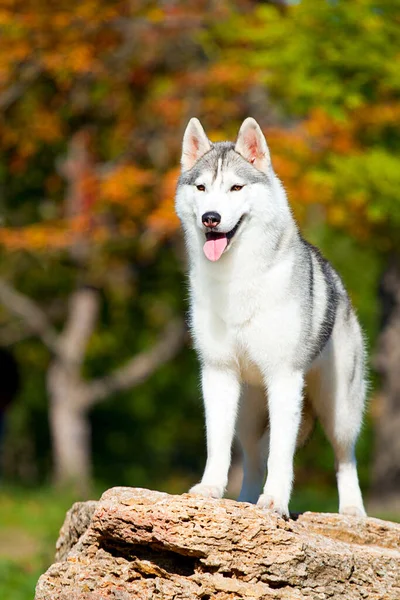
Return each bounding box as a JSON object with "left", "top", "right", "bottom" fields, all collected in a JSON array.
[
  {"left": 196, "top": 184, "right": 206, "bottom": 192},
  {"left": 230, "top": 184, "right": 244, "bottom": 192}
]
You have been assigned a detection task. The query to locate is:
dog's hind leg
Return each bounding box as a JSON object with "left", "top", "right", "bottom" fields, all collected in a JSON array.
[
  {"left": 307, "top": 320, "right": 366, "bottom": 517},
  {"left": 296, "top": 398, "right": 316, "bottom": 449},
  {"left": 237, "top": 385, "right": 269, "bottom": 504}
]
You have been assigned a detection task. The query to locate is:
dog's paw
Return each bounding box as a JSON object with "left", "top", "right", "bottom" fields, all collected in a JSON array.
[
  {"left": 257, "top": 494, "right": 289, "bottom": 519},
  {"left": 340, "top": 505, "right": 367, "bottom": 518},
  {"left": 189, "top": 484, "right": 224, "bottom": 499}
]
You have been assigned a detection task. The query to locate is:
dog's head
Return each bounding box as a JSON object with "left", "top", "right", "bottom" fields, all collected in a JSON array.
[{"left": 175, "top": 118, "right": 276, "bottom": 262}]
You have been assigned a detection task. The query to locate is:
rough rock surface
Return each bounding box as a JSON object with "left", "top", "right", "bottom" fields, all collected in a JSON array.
[{"left": 35, "top": 487, "right": 400, "bottom": 599}]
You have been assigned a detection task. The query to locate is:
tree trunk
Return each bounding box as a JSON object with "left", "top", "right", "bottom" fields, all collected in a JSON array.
[
  {"left": 45, "top": 287, "right": 185, "bottom": 493},
  {"left": 48, "top": 368, "right": 92, "bottom": 494},
  {"left": 369, "top": 257, "right": 400, "bottom": 513},
  {"left": 47, "top": 287, "right": 100, "bottom": 494}
]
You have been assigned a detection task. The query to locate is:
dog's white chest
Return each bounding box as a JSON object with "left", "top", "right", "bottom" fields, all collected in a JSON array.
[{"left": 190, "top": 259, "right": 300, "bottom": 373}]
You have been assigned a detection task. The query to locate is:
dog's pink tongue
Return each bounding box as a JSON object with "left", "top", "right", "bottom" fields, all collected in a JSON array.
[{"left": 203, "top": 235, "right": 228, "bottom": 261}]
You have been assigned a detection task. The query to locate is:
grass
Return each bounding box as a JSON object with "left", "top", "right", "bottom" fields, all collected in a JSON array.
[{"left": 0, "top": 486, "right": 87, "bottom": 600}]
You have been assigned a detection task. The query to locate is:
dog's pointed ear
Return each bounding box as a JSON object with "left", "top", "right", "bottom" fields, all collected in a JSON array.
[
  {"left": 181, "top": 118, "right": 212, "bottom": 172},
  {"left": 235, "top": 118, "right": 271, "bottom": 173}
]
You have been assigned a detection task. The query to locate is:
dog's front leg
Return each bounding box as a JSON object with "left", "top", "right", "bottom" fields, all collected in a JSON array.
[
  {"left": 190, "top": 364, "right": 241, "bottom": 499},
  {"left": 258, "top": 371, "right": 304, "bottom": 518}
]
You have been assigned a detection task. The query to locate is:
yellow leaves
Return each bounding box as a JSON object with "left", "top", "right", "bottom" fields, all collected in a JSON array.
[
  {"left": 0, "top": 39, "right": 31, "bottom": 84},
  {"left": 100, "top": 165, "right": 154, "bottom": 217},
  {"left": 207, "top": 63, "right": 256, "bottom": 89},
  {"left": 147, "top": 168, "right": 180, "bottom": 236},
  {"left": 66, "top": 45, "right": 95, "bottom": 75},
  {"left": 74, "top": 2, "right": 119, "bottom": 24},
  {"left": 0, "top": 126, "right": 18, "bottom": 148},
  {"left": 0, "top": 217, "right": 89, "bottom": 251},
  {"left": 52, "top": 12, "right": 72, "bottom": 29},
  {"left": 260, "top": 102, "right": 400, "bottom": 242},
  {"left": 349, "top": 193, "right": 367, "bottom": 210},
  {"left": 356, "top": 102, "right": 400, "bottom": 131},
  {"left": 0, "top": 158, "right": 180, "bottom": 254},
  {"left": 362, "top": 14, "right": 382, "bottom": 32},
  {"left": 263, "top": 126, "right": 317, "bottom": 216},
  {"left": 327, "top": 205, "right": 347, "bottom": 227},
  {"left": 146, "top": 7, "right": 165, "bottom": 24},
  {"left": 0, "top": 1, "right": 122, "bottom": 87},
  {"left": 0, "top": 39, "right": 30, "bottom": 64},
  {"left": 32, "top": 109, "right": 63, "bottom": 144},
  {"left": 151, "top": 97, "right": 185, "bottom": 127},
  {"left": 305, "top": 109, "right": 358, "bottom": 154},
  {"left": 0, "top": 107, "right": 63, "bottom": 164},
  {"left": 272, "top": 155, "right": 301, "bottom": 181},
  {"left": 12, "top": 141, "right": 35, "bottom": 165},
  {"left": 43, "top": 43, "right": 98, "bottom": 77},
  {"left": 0, "top": 10, "right": 11, "bottom": 26}
]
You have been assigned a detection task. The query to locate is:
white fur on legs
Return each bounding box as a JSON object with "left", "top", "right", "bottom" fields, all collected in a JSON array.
[
  {"left": 306, "top": 330, "right": 366, "bottom": 518},
  {"left": 237, "top": 385, "right": 269, "bottom": 504},
  {"left": 189, "top": 364, "right": 240, "bottom": 499},
  {"left": 337, "top": 457, "right": 366, "bottom": 516},
  {"left": 258, "top": 371, "right": 304, "bottom": 517}
]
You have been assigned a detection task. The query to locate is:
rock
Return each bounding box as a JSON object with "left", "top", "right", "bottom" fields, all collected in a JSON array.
[
  {"left": 35, "top": 487, "right": 400, "bottom": 599},
  {"left": 55, "top": 500, "right": 98, "bottom": 562}
]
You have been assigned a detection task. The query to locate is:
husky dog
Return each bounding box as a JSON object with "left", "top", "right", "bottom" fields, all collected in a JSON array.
[{"left": 175, "top": 117, "right": 366, "bottom": 518}]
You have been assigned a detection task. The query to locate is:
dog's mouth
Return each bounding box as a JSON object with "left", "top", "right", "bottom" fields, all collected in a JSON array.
[{"left": 203, "top": 217, "right": 244, "bottom": 262}]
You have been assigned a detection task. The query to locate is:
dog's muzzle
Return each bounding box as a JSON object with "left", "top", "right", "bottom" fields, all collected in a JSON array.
[{"left": 203, "top": 217, "right": 243, "bottom": 262}]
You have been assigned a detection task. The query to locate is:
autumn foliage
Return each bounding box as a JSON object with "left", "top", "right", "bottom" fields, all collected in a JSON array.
[
  {"left": 0, "top": 0, "right": 399, "bottom": 504},
  {"left": 1, "top": 1, "right": 398, "bottom": 258}
]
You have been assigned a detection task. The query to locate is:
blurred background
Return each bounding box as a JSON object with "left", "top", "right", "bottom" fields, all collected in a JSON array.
[{"left": 0, "top": 0, "right": 399, "bottom": 597}]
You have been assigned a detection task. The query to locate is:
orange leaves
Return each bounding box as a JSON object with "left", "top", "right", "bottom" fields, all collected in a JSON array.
[
  {"left": 327, "top": 205, "right": 347, "bottom": 228},
  {"left": 206, "top": 63, "right": 257, "bottom": 90},
  {"left": 264, "top": 125, "right": 318, "bottom": 219},
  {"left": 264, "top": 100, "right": 400, "bottom": 243},
  {"left": 0, "top": 162, "right": 180, "bottom": 253},
  {"left": 147, "top": 168, "right": 180, "bottom": 236},
  {"left": 100, "top": 165, "right": 154, "bottom": 217},
  {"left": 0, "top": 107, "right": 63, "bottom": 165},
  {"left": 43, "top": 44, "right": 98, "bottom": 77},
  {"left": 0, "top": 217, "right": 93, "bottom": 251},
  {"left": 31, "top": 109, "right": 63, "bottom": 144},
  {"left": 0, "top": 0, "right": 121, "bottom": 90},
  {"left": 146, "top": 7, "right": 166, "bottom": 24},
  {"left": 100, "top": 164, "right": 181, "bottom": 239},
  {"left": 354, "top": 102, "right": 400, "bottom": 141},
  {"left": 305, "top": 109, "right": 359, "bottom": 155},
  {"left": 0, "top": 132, "right": 179, "bottom": 252}
]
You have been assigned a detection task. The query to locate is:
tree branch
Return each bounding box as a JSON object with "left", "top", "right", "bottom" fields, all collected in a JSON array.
[
  {"left": 0, "top": 322, "right": 36, "bottom": 346},
  {"left": 84, "top": 318, "right": 186, "bottom": 408},
  {"left": 57, "top": 287, "right": 100, "bottom": 367},
  {"left": 0, "top": 278, "right": 59, "bottom": 353},
  {"left": 0, "top": 64, "right": 42, "bottom": 111}
]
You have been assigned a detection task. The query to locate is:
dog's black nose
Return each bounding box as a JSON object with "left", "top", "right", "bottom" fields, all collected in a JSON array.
[{"left": 202, "top": 211, "right": 221, "bottom": 228}]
